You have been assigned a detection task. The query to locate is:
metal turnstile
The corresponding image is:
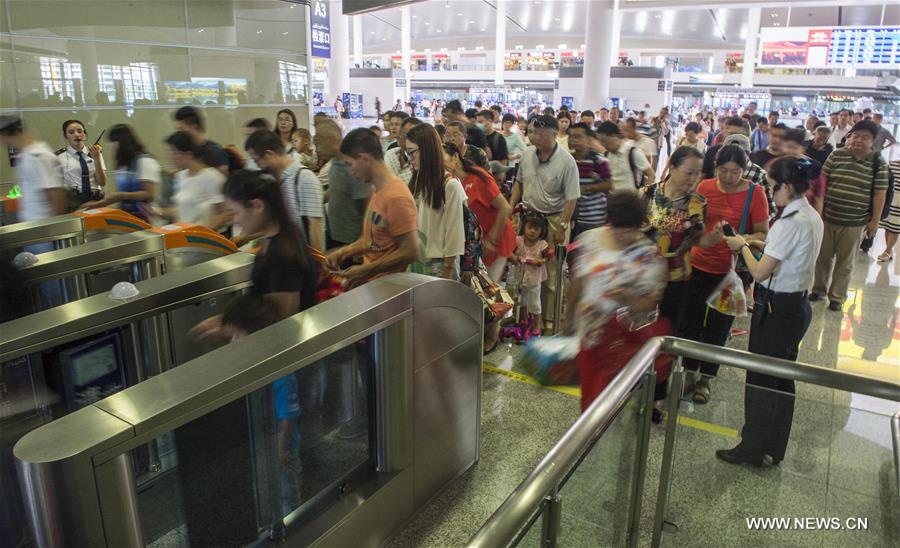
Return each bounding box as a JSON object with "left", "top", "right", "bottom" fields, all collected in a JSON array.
[
  {"left": 14, "top": 222, "right": 238, "bottom": 311},
  {"left": 12, "top": 274, "right": 484, "bottom": 548},
  {"left": 0, "top": 208, "right": 151, "bottom": 257},
  {"left": 0, "top": 253, "right": 255, "bottom": 548}
]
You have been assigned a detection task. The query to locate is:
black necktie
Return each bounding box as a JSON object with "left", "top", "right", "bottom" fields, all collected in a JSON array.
[{"left": 77, "top": 150, "right": 91, "bottom": 200}]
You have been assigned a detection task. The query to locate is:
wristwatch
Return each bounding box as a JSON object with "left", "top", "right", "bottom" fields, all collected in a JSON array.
[{"left": 560, "top": 221, "right": 570, "bottom": 230}]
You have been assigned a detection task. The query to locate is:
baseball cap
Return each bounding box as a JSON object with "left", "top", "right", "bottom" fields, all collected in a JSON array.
[{"left": 723, "top": 133, "right": 752, "bottom": 153}]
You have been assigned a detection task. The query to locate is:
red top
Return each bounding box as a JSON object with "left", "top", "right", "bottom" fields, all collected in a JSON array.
[
  {"left": 691, "top": 178, "right": 769, "bottom": 275},
  {"left": 461, "top": 167, "right": 516, "bottom": 266}
]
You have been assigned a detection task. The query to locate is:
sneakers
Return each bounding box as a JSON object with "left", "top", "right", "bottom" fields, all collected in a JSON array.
[
  {"left": 808, "top": 292, "right": 824, "bottom": 302},
  {"left": 828, "top": 301, "right": 843, "bottom": 312}
]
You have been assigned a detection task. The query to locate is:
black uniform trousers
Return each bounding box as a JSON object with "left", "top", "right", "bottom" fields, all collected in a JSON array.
[{"left": 738, "top": 284, "right": 812, "bottom": 461}]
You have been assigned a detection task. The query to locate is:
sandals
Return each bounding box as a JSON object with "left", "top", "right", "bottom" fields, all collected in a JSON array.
[
  {"left": 693, "top": 378, "right": 711, "bottom": 404},
  {"left": 877, "top": 253, "right": 894, "bottom": 263}
]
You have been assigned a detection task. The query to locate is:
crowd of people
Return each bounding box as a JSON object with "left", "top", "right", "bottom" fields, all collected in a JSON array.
[{"left": 1, "top": 91, "right": 898, "bottom": 472}]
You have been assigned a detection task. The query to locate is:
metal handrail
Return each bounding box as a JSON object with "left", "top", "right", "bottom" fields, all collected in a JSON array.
[
  {"left": 469, "top": 336, "right": 900, "bottom": 547},
  {"left": 892, "top": 410, "right": 900, "bottom": 499}
]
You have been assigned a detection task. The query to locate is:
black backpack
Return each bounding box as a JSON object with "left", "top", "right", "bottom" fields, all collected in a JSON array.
[{"left": 871, "top": 156, "right": 895, "bottom": 221}]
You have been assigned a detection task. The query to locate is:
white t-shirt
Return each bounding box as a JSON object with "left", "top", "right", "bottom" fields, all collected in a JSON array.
[
  {"left": 173, "top": 167, "right": 226, "bottom": 226},
  {"left": 604, "top": 141, "right": 651, "bottom": 191},
  {"left": 133, "top": 156, "right": 163, "bottom": 185},
  {"left": 631, "top": 135, "right": 657, "bottom": 163},
  {"left": 831, "top": 125, "right": 851, "bottom": 147},
  {"left": 16, "top": 141, "right": 64, "bottom": 222},
  {"left": 417, "top": 176, "right": 466, "bottom": 259},
  {"left": 762, "top": 198, "right": 824, "bottom": 293}
]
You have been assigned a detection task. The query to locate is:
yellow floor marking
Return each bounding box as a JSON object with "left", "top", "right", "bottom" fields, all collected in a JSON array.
[{"left": 483, "top": 363, "right": 739, "bottom": 438}]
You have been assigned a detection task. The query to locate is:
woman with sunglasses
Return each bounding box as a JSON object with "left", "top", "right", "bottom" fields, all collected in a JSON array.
[
  {"left": 406, "top": 124, "right": 466, "bottom": 280},
  {"left": 680, "top": 145, "right": 769, "bottom": 404},
  {"left": 717, "top": 156, "right": 823, "bottom": 467}
]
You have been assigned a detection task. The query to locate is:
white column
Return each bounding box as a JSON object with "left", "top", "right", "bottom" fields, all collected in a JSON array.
[
  {"left": 353, "top": 15, "right": 363, "bottom": 67},
  {"left": 609, "top": 0, "right": 622, "bottom": 65},
  {"left": 741, "top": 7, "right": 761, "bottom": 89},
  {"left": 329, "top": 0, "right": 350, "bottom": 99},
  {"left": 582, "top": 0, "right": 616, "bottom": 109},
  {"left": 400, "top": 5, "right": 411, "bottom": 101},
  {"left": 494, "top": 0, "right": 506, "bottom": 85}
]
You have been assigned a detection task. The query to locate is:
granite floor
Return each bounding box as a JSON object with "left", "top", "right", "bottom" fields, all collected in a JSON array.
[{"left": 388, "top": 236, "right": 900, "bottom": 547}]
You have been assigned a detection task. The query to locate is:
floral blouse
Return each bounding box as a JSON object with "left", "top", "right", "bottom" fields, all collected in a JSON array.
[
  {"left": 644, "top": 183, "right": 707, "bottom": 282},
  {"left": 574, "top": 229, "right": 667, "bottom": 349}
]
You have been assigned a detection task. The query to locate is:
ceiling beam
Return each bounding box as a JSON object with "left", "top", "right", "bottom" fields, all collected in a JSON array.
[{"left": 620, "top": 0, "right": 888, "bottom": 11}]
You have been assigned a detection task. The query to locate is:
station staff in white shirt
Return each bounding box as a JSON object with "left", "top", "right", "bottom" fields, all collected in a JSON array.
[
  {"left": 717, "top": 156, "right": 824, "bottom": 469},
  {"left": 56, "top": 119, "right": 106, "bottom": 203},
  {"left": 0, "top": 115, "right": 66, "bottom": 223}
]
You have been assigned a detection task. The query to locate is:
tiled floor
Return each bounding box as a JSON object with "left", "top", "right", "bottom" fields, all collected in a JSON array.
[{"left": 390, "top": 236, "right": 900, "bottom": 547}]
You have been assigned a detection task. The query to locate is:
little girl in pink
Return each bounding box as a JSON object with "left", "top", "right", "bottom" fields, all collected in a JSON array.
[{"left": 512, "top": 212, "right": 550, "bottom": 336}]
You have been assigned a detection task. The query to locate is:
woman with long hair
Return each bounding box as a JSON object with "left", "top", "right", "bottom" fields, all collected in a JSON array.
[
  {"left": 275, "top": 109, "right": 298, "bottom": 151},
  {"left": 82, "top": 123, "right": 160, "bottom": 221},
  {"left": 406, "top": 124, "right": 466, "bottom": 280},
  {"left": 191, "top": 169, "right": 321, "bottom": 340},
  {"left": 444, "top": 141, "right": 515, "bottom": 352}
]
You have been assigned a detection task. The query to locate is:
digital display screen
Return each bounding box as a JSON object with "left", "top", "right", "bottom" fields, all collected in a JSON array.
[
  {"left": 70, "top": 342, "right": 118, "bottom": 387},
  {"left": 759, "top": 26, "right": 900, "bottom": 68}
]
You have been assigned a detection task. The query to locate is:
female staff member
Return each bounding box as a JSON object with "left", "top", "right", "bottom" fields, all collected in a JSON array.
[
  {"left": 191, "top": 169, "right": 321, "bottom": 340},
  {"left": 57, "top": 119, "right": 106, "bottom": 205},
  {"left": 82, "top": 124, "right": 160, "bottom": 222},
  {"left": 681, "top": 145, "right": 769, "bottom": 403},
  {"left": 717, "top": 156, "right": 823, "bottom": 467},
  {"left": 275, "top": 109, "right": 298, "bottom": 153},
  {"left": 406, "top": 124, "right": 466, "bottom": 280}
]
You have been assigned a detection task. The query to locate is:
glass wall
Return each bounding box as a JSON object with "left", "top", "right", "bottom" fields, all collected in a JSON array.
[{"left": 0, "top": 0, "right": 310, "bottom": 187}]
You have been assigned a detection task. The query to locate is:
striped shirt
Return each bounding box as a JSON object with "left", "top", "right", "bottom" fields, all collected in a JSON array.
[
  {"left": 575, "top": 152, "right": 612, "bottom": 225},
  {"left": 822, "top": 148, "right": 889, "bottom": 226}
]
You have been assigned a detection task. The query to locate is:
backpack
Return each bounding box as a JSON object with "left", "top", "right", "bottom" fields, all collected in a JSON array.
[
  {"left": 461, "top": 202, "right": 483, "bottom": 274},
  {"left": 871, "top": 156, "right": 895, "bottom": 221},
  {"left": 222, "top": 144, "right": 245, "bottom": 173},
  {"left": 626, "top": 146, "right": 644, "bottom": 189},
  {"left": 292, "top": 166, "right": 316, "bottom": 241}
]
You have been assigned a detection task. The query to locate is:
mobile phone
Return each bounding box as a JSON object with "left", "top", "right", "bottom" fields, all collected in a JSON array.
[
  {"left": 722, "top": 224, "right": 736, "bottom": 237},
  {"left": 93, "top": 129, "right": 106, "bottom": 146}
]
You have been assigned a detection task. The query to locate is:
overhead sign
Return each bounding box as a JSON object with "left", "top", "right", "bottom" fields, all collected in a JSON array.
[
  {"left": 310, "top": 0, "right": 331, "bottom": 59},
  {"left": 395, "top": 78, "right": 407, "bottom": 88},
  {"left": 759, "top": 26, "right": 899, "bottom": 68}
]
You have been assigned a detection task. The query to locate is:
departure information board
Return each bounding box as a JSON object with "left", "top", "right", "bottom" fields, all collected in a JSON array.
[{"left": 759, "top": 26, "right": 900, "bottom": 69}]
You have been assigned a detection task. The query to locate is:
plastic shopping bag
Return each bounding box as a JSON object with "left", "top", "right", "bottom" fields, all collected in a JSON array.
[
  {"left": 705, "top": 263, "right": 748, "bottom": 317},
  {"left": 521, "top": 336, "right": 581, "bottom": 386}
]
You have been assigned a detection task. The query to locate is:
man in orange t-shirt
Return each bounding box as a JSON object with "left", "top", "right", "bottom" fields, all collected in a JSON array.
[{"left": 325, "top": 128, "right": 419, "bottom": 286}]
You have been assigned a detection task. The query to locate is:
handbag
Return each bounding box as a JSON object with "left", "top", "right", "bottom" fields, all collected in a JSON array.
[
  {"left": 705, "top": 257, "right": 749, "bottom": 317},
  {"left": 469, "top": 261, "right": 513, "bottom": 322}
]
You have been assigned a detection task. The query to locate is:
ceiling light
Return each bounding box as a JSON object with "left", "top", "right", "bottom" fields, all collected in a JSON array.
[
  {"left": 655, "top": 14, "right": 661, "bottom": 19},
  {"left": 412, "top": 15, "right": 417, "bottom": 18},
  {"left": 554, "top": 18, "right": 560, "bottom": 22},
  {"left": 440, "top": 47, "right": 448, "bottom": 52},
  {"left": 458, "top": 47, "right": 465, "bottom": 51},
  {"left": 557, "top": 44, "right": 567, "bottom": 50},
  {"left": 476, "top": 46, "right": 484, "bottom": 51},
  {"left": 437, "top": 29, "right": 443, "bottom": 32},
  {"left": 425, "top": 21, "right": 430, "bottom": 25},
  {"left": 382, "top": 38, "right": 387, "bottom": 41},
  {"left": 457, "top": 12, "right": 463, "bottom": 16},
  {"left": 197, "top": 28, "right": 204, "bottom": 33},
  {"left": 370, "top": 31, "right": 375, "bottom": 34},
  {"left": 469, "top": 20, "right": 475, "bottom": 24},
  {"left": 282, "top": 31, "right": 289, "bottom": 35},
  {"left": 580, "top": 44, "right": 585, "bottom": 49},
  {"left": 256, "top": 30, "right": 262, "bottom": 34},
  {"left": 771, "top": 13, "right": 778, "bottom": 18},
  {"left": 424, "top": 48, "right": 431, "bottom": 52},
  {"left": 480, "top": 28, "right": 485, "bottom": 31}
]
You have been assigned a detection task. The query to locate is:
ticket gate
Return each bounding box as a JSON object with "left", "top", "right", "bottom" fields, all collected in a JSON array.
[
  {"left": 13, "top": 274, "right": 484, "bottom": 548},
  {"left": 0, "top": 253, "right": 254, "bottom": 548},
  {"left": 15, "top": 222, "right": 238, "bottom": 312},
  {"left": 0, "top": 208, "right": 150, "bottom": 258}
]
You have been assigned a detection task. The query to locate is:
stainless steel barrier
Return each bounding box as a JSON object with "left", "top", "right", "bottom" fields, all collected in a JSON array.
[
  {"left": 469, "top": 337, "right": 900, "bottom": 548},
  {"left": 16, "top": 231, "right": 166, "bottom": 307},
  {"left": 0, "top": 214, "right": 84, "bottom": 252},
  {"left": 13, "top": 273, "right": 483, "bottom": 547},
  {"left": 893, "top": 410, "right": 900, "bottom": 499}
]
